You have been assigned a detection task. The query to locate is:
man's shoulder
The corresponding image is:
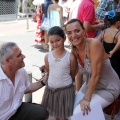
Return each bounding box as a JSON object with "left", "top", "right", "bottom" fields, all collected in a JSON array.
[{"left": 79, "top": 0, "right": 94, "bottom": 9}]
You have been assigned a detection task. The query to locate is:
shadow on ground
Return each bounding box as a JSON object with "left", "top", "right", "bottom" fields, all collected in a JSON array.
[{"left": 32, "top": 44, "right": 49, "bottom": 53}]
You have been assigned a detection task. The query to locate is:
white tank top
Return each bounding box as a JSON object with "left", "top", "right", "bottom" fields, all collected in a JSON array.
[{"left": 48, "top": 50, "right": 72, "bottom": 88}]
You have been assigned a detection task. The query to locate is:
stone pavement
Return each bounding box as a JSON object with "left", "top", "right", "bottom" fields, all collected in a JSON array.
[{"left": 0, "top": 19, "right": 120, "bottom": 120}]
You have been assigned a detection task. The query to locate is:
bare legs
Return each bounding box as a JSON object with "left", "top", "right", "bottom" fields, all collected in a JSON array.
[{"left": 43, "top": 31, "right": 49, "bottom": 50}]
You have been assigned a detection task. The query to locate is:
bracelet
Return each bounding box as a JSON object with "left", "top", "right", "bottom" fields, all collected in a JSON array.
[
  {"left": 83, "top": 97, "right": 91, "bottom": 102},
  {"left": 41, "top": 80, "right": 46, "bottom": 86}
]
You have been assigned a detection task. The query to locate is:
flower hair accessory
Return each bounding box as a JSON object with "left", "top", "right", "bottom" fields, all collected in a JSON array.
[{"left": 108, "top": 10, "right": 116, "bottom": 19}]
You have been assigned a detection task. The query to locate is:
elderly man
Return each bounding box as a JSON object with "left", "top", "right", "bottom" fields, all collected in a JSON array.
[{"left": 0, "top": 42, "right": 49, "bottom": 120}]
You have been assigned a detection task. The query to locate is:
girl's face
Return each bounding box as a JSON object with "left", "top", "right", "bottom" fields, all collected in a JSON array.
[
  {"left": 49, "top": 35, "right": 65, "bottom": 50},
  {"left": 66, "top": 21, "right": 85, "bottom": 46}
]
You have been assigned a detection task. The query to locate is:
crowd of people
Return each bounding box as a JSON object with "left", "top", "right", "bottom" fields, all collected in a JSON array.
[{"left": 0, "top": 0, "right": 120, "bottom": 120}]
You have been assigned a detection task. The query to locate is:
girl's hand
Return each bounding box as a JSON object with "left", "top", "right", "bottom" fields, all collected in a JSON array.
[
  {"left": 42, "top": 72, "right": 49, "bottom": 84},
  {"left": 39, "top": 65, "right": 47, "bottom": 73},
  {"left": 79, "top": 98, "right": 91, "bottom": 115},
  {"left": 108, "top": 50, "right": 114, "bottom": 58}
]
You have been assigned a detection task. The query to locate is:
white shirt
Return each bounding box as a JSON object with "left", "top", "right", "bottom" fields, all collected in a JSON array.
[
  {"left": 59, "top": 0, "right": 72, "bottom": 17},
  {"left": 48, "top": 51, "right": 72, "bottom": 88},
  {"left": 0, "top": 67, "right": 30, "bottom": 120},
  {"left": 69, "top": 0, "right": 82, "bottom": 20}
]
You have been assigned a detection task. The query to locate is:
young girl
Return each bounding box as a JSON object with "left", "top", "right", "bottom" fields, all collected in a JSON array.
[
  {"left": 41, "top": 26, "right": 77, "bottom": 120},
  {"left": 98, "top": 11, "right": 120, "bottom": 78}
]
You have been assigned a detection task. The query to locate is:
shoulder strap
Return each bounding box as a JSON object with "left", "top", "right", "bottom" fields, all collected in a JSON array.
[{"left": 113, "top": 29, "right": 120, "bottom": 43}]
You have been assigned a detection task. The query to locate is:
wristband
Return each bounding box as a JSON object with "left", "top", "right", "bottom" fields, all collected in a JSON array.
[
  {"left": 83, "top": 97, "right": 91, "bottom": 102},
  {"left": 41, "top": 80, "right": 46, "bottom": 86}
]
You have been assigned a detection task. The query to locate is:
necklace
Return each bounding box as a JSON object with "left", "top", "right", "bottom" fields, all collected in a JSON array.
[{"left": 76, "top": 41, "right": 87, "bottom": 68}]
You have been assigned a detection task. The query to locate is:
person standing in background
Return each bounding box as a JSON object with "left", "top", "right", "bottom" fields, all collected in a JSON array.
[
  {"left": 77, "top": 0, "right": 104, "bottom": 38},
  {"left": 68, "top": 0, "right": 81, "bottom": 20},
  {"left": 59, "top": 0, "right": 71, "bottom": 24},
  {"left": 96, "top": 0, "right": 120, "bottom": 21},
  {"left": 42, "top": 0, "right": 53, "bottom": 50},
  {"left": 47, "top": 0, "right": 63, "bottom": 28},
  {"left": 97, "top": 11, "right": 120, "bottom": 78}
]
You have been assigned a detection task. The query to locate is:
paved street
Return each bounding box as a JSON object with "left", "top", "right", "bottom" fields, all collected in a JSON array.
[{"left": 0, "top": 19, "right": 120, "bottom": 120}]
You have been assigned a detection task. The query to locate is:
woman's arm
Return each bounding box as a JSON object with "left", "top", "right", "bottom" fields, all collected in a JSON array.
[
  {"left": 70, "top": 53, "right": 78, "bottom": 81},
  {"left": 96, "top": 31, "right": 103, "bottom": 41},
  {"left": 84, "top": 39, "right": 104, "bottom": 100},
  {"left": 75, "top": 71, "right": 83, "bottom": 92}
]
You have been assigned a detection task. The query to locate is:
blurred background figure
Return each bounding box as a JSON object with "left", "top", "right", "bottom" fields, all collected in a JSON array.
[
  {"left": 33, "top": 0, "right": 45, "bottom": 45},
  {"left": 42, "top": 0, "right": 53, "bottom": 50},
  {"left": 68, "top": 0, "right": 81, "bottom": 20},
  {"left": 59, "top": 0, "right": 71, "bottom": 24},
  {"left": 97, "top": 11, "right": 120, "bottom": 79},
  {"left": 77, "top": 0, "right": 104, "bottom": 38},
  {"left": 96, "top": 0, "right": 120, "bottom": 21}
]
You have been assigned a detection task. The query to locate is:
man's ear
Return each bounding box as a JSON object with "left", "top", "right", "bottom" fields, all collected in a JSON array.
[
  {"left": 64, "top": 36, "right": 66, "bottom": 42},
  {"left": 5, "top": 57, "right": 11, "bottom": 64}
]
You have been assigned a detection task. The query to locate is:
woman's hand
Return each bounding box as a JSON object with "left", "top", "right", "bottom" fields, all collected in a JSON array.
[
  {"left": 79, "top": 98, "right": 91, "bottom": 115},
  {"left": 108, "top": 50, "right": 114, "bottom": 58}
]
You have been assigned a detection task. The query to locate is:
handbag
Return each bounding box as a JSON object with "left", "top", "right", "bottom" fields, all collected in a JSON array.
[
  {"left": 103, "top": 95, "right": 120, "bottom": 120},
  {"left": 40, "top": 17, "right": 50, "bottom": 31}
]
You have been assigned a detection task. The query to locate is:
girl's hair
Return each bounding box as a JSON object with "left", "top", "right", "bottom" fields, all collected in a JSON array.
[
  {"left": 105, "top": 12, "right": 120, "bottom": 25},
  {"left": 48, "top": 26, "right": 65, "bottom": 38},
  {"left": 65, "top": 19, "right": 84, "bottom": 30}
]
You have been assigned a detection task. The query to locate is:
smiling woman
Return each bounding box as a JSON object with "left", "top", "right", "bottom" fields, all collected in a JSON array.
[{"left": 65, "top": 19, "right": 120, "bottom": 118}]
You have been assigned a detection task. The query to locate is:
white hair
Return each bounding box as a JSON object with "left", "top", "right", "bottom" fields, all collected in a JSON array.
[{"left": 0, "top": 42, "right": 17, "bottom": 65}]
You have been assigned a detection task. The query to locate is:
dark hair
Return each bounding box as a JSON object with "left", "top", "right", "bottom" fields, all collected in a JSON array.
[
  {"left": 54, "top": 0, "right": 59, "bottom": 2},
  {"left": 114, "top": 0, "right": 119, "bottom": 4},
  {"left": 65, "top": 19, "right": 84, "bottom": 30},
  {"left": 105, "top": 12, "right": 120, "bottom": 25},
  {"left": 48, "top": 26, "right": 65, "bottom": 38}
]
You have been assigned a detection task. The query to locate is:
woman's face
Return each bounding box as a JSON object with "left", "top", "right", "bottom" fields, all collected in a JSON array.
[{"left": 66, "top": 21, "right": 85, "bottom": 46}]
